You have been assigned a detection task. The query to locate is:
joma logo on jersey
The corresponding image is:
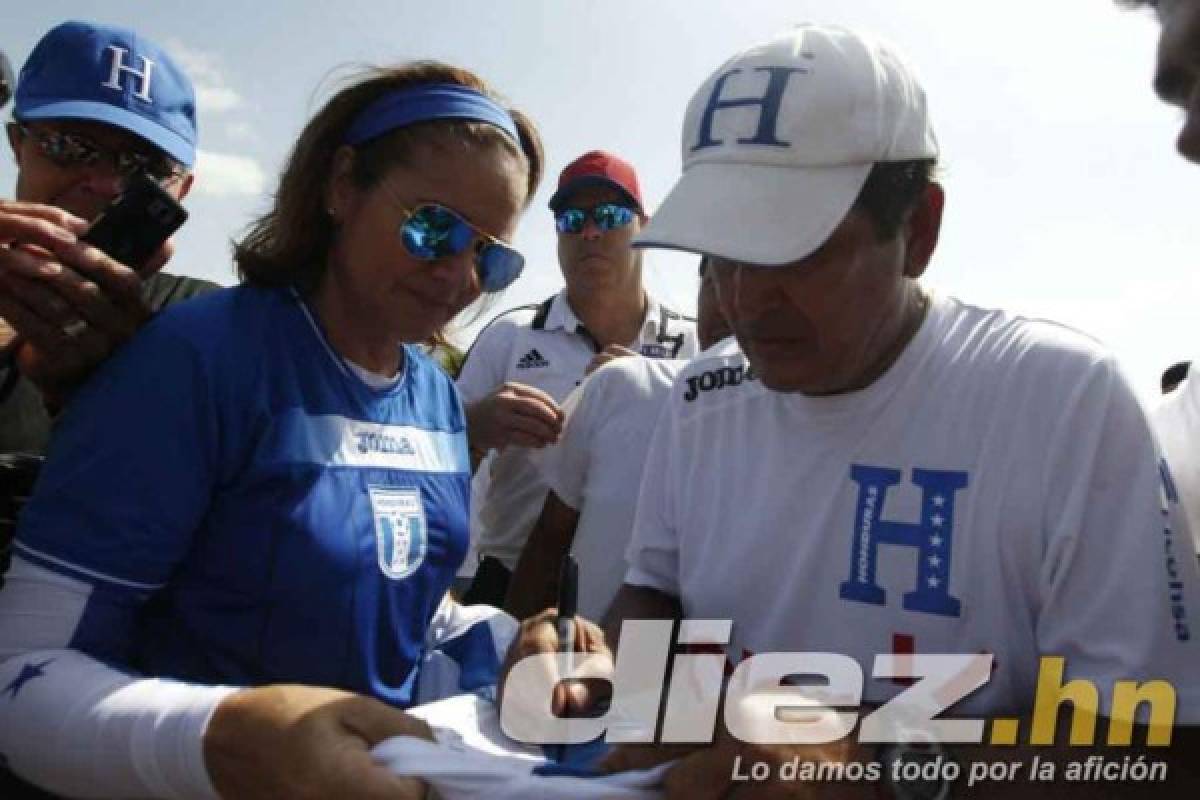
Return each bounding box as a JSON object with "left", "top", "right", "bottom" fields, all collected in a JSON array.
[
  {"left": 355, "top": 431, "right": 416, "bottom": 456},
  {"left": 683, "top": 364, "right": 756, "bottom": 402}
]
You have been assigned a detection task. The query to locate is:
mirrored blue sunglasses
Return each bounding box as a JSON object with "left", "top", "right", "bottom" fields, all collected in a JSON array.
[
  {"left": 398, "top": 203, "right": 524, "bottom": 292},
  {"left": 554, "top": 202, "right": 637, "bottom": 235}
]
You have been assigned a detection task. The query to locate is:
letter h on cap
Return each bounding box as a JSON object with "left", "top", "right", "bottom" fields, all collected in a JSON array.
[
  {"left": 691, "top": 67, "right": 808, "bottom": 152},
  {"left": 101, "top": 45, "right": 154, "bottom": 103}
]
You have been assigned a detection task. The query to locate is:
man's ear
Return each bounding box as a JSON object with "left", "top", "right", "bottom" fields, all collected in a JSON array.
[
  {"left": 325, "top": 145, "right": 358, "bottom": 222},
  {"left": 175, "top": 172, "right": 195, "bottom": 202},
  {"left": 6, "top": 123, "right": 23, "bottom": 165},
  {"left": 902, "top": 182, "right": 944, "bottom": 279}
]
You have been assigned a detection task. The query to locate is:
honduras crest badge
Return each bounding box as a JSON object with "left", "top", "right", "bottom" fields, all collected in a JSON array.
[{"left": 369, "top": 486, "right": 427, "bottom": 580}]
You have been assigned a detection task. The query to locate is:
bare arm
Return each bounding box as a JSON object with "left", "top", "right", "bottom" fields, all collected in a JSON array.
[
  {"left": 601, "top": 582, "right": 683, "bottom": 656},
  {"left": 503, "top": 491, "right": 580, "bottom": 620}
]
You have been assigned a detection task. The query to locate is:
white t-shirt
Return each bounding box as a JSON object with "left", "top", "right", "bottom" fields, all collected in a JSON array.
[
  {"left": 626, "top": 294, "right": 1200, "bottom": 721},
  {"left": 532, "top": 356, "right": 686, "bottom": 619},
  {"left": 458, "top": 290, "right": 698, "bottom": 569},
  {"left": 1153, "top": 372, "right": 1200, "bottom": 553}
]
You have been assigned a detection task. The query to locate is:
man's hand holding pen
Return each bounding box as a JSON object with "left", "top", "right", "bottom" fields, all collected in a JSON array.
[{"left": 498, "top": 554, "right": 614, "bottom": 723}]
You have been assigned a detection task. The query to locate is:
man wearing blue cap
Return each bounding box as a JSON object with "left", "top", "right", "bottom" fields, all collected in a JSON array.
[{"left": 0, "top": 20, "right": 215, "bottom": 454}]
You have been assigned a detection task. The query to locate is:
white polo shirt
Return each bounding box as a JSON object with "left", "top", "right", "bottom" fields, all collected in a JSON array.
[
  {"left": 1153, "top": 371, "right": 1200, "bottom": 553},
  {"left": 457, "top": 290, "right": 699, "bottom": 569},
  {"left": 531, "top": 355, "right": 688, "bottom": 619},
  {"left": 626, "top": 294, "right": 1200, "bottom": 720}
]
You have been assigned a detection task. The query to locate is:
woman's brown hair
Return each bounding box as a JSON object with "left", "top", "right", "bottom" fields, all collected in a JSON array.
[{"left": 235, "top": 61, "right": 544, "bottom": 292}]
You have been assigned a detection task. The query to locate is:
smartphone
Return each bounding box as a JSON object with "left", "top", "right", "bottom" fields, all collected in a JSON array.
[{"left": 81, "top": 174, "right": 189, "bottom": 271}]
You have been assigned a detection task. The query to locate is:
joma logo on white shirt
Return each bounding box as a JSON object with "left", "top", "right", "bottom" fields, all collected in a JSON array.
[{"left": 683, "top": 365, "right": 756, "bottom": 402}]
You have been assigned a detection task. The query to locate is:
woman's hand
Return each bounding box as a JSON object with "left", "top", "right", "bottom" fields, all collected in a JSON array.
[{"left": 203, "top": 684, "right": 433, "bottom": 800}]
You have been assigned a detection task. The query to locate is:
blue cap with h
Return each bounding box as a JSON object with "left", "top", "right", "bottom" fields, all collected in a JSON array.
[{"left": 14, "top": 21, "right": 197, "bottom": 167}]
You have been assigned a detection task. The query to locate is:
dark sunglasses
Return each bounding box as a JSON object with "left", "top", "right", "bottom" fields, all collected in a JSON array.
[
  {"left": 554, "top": 202, "right": 637, "bottom": 235},
  {"left": 397, "top": 203, "right": 524, "bottom": 292},
  {"left": 16, "top": 123, "right": 186, "bottom": 185}
]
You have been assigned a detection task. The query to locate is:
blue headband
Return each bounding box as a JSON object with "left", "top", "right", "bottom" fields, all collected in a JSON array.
[{"left": 343, "top": 83, "right": 520, "bottom": 147}]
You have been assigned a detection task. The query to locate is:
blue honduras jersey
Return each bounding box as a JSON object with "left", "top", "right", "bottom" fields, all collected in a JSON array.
[{"left": 13, "top": 285, "right": 471, "bottom": 707}]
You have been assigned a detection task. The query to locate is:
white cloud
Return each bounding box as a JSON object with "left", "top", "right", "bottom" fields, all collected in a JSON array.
[
  {"left": 224, "top": 121, "right": 257, "bottom": 142},
  {"left": 193, "top": 150, "right": 267, "bottom": 197},
  {"left": 165, "top": 38, "right": 245, "bottom": 115},
  {"left": 199, "top": 87, "right": 243, "bottom": 114}
]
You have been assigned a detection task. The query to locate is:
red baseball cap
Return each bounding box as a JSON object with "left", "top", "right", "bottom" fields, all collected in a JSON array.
[{"left": 547, "top": 150, "right": 644, "bottom": 214}]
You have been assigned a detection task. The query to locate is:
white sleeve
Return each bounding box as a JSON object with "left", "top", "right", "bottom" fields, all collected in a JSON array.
[
  {"left": 0, "top": 557, "right": 237, "bottom": 799},
  {"left": 1038, "top": 357, "right": 1200, "bottom": 723},
  {"left": 534, "top": 378, "right": 597, "bottom": 511},
  {"left": 1151, "top": 375, "right": 1200, "bottom": 554},
  {"left": 623, "top": 386, "right": 681, "bottom": 596},
  {"left": 456, "top": 318, "right": 516, "bottom": 405}
]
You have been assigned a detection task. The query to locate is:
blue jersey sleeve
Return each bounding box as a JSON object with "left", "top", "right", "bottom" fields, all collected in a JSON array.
[{"left": 14, "top": 319, "right": 223, "bottom": 663}]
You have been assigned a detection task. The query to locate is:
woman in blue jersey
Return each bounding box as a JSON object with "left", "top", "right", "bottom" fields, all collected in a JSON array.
[{"left": 0, "top": 62, "right": 542, "bottom": 799}]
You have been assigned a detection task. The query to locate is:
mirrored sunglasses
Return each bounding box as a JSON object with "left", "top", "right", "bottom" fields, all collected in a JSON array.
[
  {"left": 554, "top": 202, "right": 637, "bottom": 235},
  {"left": 399, "top": 203, "right": 524, "bottom": 292},
  {"left": 17, "top": 124, "right": 186, "bottom": 185}
]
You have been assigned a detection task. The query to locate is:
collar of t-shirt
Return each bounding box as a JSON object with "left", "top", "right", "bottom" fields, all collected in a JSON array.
[
  {"left": 345, "top": 359, "right": 404, "bottom": 390},
  {"left": 778, "top": 291, "right": 951, "bottom": 422},
  {"left": 543, "top": 289, "right": 666, "bottom": 346},
  {"left": 290, "top": 288, "right": 407, "bottom": 391}
]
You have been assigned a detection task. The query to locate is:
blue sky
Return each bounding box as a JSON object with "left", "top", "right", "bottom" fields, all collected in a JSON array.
[{"left": 3, "top": 0, "right": 1193, "bottom": 398}]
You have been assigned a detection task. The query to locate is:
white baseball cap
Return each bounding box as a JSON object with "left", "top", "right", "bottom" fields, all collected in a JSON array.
[{"left": 634, "top": 24, "right": 938, "bottom": 266}]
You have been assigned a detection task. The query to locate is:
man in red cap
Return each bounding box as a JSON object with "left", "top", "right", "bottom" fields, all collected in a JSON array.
[{"left": 456, "top": 150, "right": 700, "bottom": 607}]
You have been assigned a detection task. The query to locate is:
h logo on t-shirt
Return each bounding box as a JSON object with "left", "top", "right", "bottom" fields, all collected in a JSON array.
[{"left": 838, "top": 464, "right": 969, "bottom": 618}]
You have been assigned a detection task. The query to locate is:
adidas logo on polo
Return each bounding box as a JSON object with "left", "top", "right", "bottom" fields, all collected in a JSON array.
[{"left": 516, "top": 349, "right": 550, "bottom": 369}]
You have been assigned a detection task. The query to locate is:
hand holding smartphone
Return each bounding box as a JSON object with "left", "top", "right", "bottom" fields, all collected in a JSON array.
[{"left": 80, "top": 173, "right": 188, "bottom": 272}]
